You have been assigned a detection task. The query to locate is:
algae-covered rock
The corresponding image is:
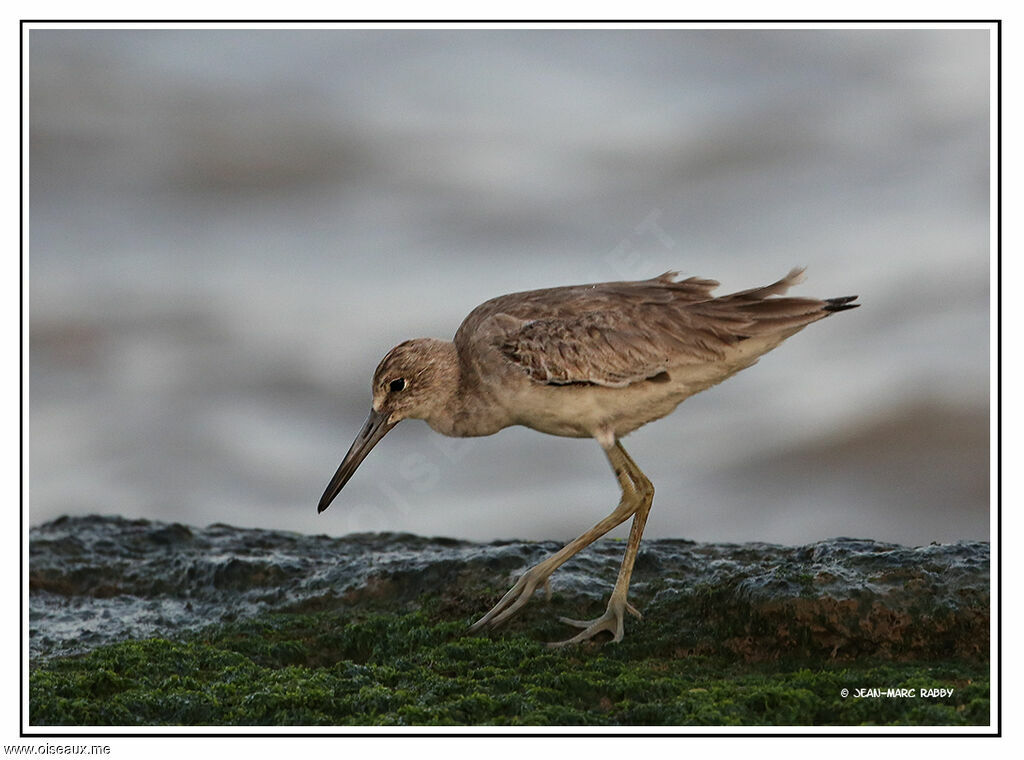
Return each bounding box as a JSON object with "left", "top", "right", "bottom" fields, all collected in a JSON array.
[
  {"left": 30, "top": 515, "right": 988, "bottom": 663},
  {"left": 29, "top": 610, "right": 991, "bottom": 727}
]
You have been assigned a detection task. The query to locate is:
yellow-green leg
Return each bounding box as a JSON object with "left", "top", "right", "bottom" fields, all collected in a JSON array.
[{"left": 468, "top": 440, "right": 653, "bottom": 645}]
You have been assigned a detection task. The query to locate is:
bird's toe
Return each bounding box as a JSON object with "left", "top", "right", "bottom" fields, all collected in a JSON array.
[
  {"left": 548, "top": 600, "right": 633, "bottom": 647},
  {"left": 468, "top": 566, "right": 554, "bottom": 634}
]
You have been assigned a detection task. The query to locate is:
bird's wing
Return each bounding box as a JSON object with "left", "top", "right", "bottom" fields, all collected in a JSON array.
[
  {"left": 493, "top": 308, "right": 734, "bottom": 386},
  {"left": 458, "top": 268, "right": 828, "bottom": 388}
]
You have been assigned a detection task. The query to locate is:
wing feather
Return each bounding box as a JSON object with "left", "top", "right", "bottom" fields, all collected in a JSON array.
[{"left": 455, "top": 268, "right": 834, "bottom": 388}]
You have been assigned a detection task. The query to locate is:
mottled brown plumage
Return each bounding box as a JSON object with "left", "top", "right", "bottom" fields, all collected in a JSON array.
[
  {"left": 318, "top": 268, "right": 858, "bottom": 645},
  {"left": 462, "top": 268, "right": 833, "bottom": 388}
]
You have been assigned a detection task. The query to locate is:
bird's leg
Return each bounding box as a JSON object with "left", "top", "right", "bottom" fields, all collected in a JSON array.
[
  {"left": 550, "top": 442, "right": 653, "bottom": 647},
  {"left": 468, "top": 441, "right": 645, "bottom": 633}
]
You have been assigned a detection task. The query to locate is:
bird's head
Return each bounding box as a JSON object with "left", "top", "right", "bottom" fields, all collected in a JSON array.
[
  {"left": 369, "top": 338, "right": 456, "bottom": 423},
  {"left": 317, "top": 338, "right": 456, "bottom": 513}
]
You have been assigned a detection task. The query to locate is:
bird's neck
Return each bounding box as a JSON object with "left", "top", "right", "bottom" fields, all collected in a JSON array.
[
  {"left": 419, "top": 341, "right": 511, "bottom": 438},
  {"left": 410, "top": 340, "right": 462, "bottom": 435}
]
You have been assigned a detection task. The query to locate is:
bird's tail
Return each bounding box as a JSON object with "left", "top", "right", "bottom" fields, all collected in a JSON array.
[{"left": 822, "top": 295, "right": 860, "bottom": 313}]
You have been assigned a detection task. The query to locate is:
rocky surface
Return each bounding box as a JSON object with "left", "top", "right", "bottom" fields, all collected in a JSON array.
[{"left": 30, "top": 514, "right": 989, "bottom": 662}]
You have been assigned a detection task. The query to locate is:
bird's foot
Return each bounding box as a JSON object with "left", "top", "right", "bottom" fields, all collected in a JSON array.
[
  {"left": 468, "top": 565, "right": 553, "bottom": 633},
  {"left": 548, "top": 597, "right": 642, "bottom": 647}
]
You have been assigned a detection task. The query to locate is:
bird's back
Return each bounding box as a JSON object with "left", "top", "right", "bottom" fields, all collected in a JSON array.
[
  {"left": 455, "top": 268, "right": 852, "bottom": 390},
  {"left": 457, "top": 271, "right": 720, "bottom": 329}
]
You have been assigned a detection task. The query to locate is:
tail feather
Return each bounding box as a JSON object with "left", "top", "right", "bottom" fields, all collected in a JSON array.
[
  {"left": 725, "top": 267, "right": 807, "bottom": 302},
  {"left": 823, "top": 295, "right": 860, "bottom": 313}
]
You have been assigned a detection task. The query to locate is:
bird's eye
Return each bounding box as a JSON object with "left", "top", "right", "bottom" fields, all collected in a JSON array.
[{"left": 389, "top": 378, "right": 406, "bottom": 392}]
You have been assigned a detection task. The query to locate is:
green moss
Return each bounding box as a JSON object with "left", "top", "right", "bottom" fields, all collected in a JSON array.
[{"left": 30, "top": 609, "right": 989, "bottom": 727}]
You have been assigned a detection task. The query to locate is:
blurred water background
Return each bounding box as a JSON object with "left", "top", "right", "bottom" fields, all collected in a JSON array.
[{"left": 28, "top": 27, "right": 991, "bottom": 546}]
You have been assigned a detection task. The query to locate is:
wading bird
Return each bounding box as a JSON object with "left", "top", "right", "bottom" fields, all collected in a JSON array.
[{"left": 317, "top": 268, "right": 857, "bottom": 645}]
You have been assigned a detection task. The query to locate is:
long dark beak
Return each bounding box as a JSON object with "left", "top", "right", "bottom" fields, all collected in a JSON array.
[{"left": 317, "top": 408, "right": 397, "bottom": 513}]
